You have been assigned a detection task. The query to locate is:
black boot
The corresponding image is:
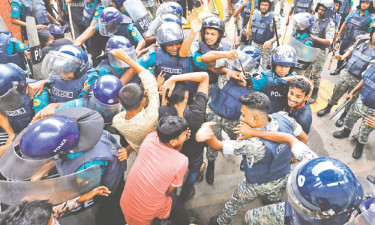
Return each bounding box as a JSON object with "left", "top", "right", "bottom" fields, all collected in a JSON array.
[
  {"left": 206, "top": 160, "right": 215, "bottom": 184},
  {"left": 367, "top": 175, "right": 375, "bottom": 184},
  {"left": 352, "top": 133, "right": 359, "bottom": 141},
  {"left": 209, "top": 216, "right": 219, "bottom": 225},
  {"left": 308, "top": 87, "right": 319, "bottom": 104},
  {"left": 240, "top": 159, "right": 245, "bottom": 171},
  {"left": 335, "top": 112, "right": 347, "bottom": 127},
  {"left": 317, "top": 104, "right": 333, "bottom": 117},
  {"left": 352, "top": 143, "right": 365, "bottom": 159},
  {"left": 333, "top": 128, "right": 351, "bottom": 139}
]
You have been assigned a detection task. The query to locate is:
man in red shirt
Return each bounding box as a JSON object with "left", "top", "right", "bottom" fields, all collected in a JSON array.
[{"left": 120, "top": 116, "right": 191, "bottom": 225}]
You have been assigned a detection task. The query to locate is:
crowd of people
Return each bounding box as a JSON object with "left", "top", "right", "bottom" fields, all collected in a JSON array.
[{"left": 0, "top": 0, "right": 375, "bottom": 224}]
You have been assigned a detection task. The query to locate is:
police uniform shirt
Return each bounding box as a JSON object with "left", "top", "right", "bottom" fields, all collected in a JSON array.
[
  {"left": 5, "top": 37, "right": 28, "bottom": 55},
  {"left": 189, "top": 39, "right": 232, "bottom": 69},
  {"left": 293, "top": 32, "right": 313, "bottom": 46},
  {"left": 93, "top": 22, "right": 144, "bottom": 43},
  {"left": 139, "top": 47, "right": 209, "bottom": 75},
  {"left": 92, "top": 3, "right": 105, "bottom": 23},
  {"left": 345, "top": 9, "right": 375, "bottom": 33},
  {"left": 290, "top": 0, "right": 314, "bottom": 11},
  {"left": 10, "top": 0, "right": 27, "bottom": 19},
  {"left": 247, "top": 70, "right": 295, "bottom": 93},
  {"left": 313, "top": 14, "right": 335, "bottom": 45},
  {"left": 222, "top": 114, "right": 303, "bottom": 164}
]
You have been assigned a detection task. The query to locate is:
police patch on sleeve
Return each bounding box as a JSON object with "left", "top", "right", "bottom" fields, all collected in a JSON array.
[
  {"left": 132, "top": 31, "right": 136, "bottom": 37},
  {"left": 33, "top": 99, "right": 41, "bottom": 106},
  {"left": 142, "top": 54, "right": 150, "bottom": 62},
  {"left": 196, "top": 56, "right": 201, "bottom": 62},
  {"left": 95, "top": 11, "right": 98, "bottom": 16},
  {"left": 12, "top": 6, "right": 19, "bottom": 12}
]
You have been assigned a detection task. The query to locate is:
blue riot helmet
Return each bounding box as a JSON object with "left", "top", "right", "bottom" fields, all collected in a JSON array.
[
  {"left": 358, "top": 0, "right": 375, "bottom": 13},
  {"left": 19, "top": 116, "right": 80, "bottom": 159},
  {"left": 0, "top": 63, "right": 27, "bottom": 112},
  {"left": 156, "top": 2, "right": 188, "bottom": 24},
  {"left": 315, "top": 0, "right": 335, "bottom": 19},
  {"left": 145, "top": 13, "right": 182, "bottom": 38},
  {"left": 161, "top": 13, "right": 182, "bottom": 26},
  {"left": 287, "top": 157, "right": 363, "bottom": 219},
  {"left": 42, "top": 45, "right": 89, "bottom": 80},
  {"left": 292, "top": 12, "right": 315, "bottom": 31},
  {"left": 232, "top": 45, "right": 261, "bottom": 75},
  {"left": 106, "top": 35, "right": 138, "bottom": 68},
  {"left": 201, "top": 16, "right": 225, "bottom": 48},
  {"left": 87, "top": 75, "right": 123, "bottom": 124},
  {"left": 49, "top": 24, "right": 66, "bottom": 39},
  {"left": 271, "top": 45, "right": 297, "bottom": 73},
  {"left": 156, "top": 22, "right": 184, "bottom": 46},
  {"left": 98, "top": 7, "right": 132, "bottom": 36}
]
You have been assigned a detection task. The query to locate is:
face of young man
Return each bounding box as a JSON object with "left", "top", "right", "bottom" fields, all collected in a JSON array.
[
  {"left": 334, "top": 2, "right": 340, "bottom": 11},
  {"left": 317, "top": 6, "right": 327, "bottom": 18},
  {"left": 171, "top": 128, "right": 190, "bottom": 151},
  {"left": 240, "top": 105, "right": 259, "bottom": 128},
  {"left": 204, "top": 28, "right": 220, "bottom": 46},
  {"left": 287, "top": 87, "right": 308, "bottom": 108},
  {"left": 165, "top": 42, "right": 181, "bottom": 57},
  {"left": 275, "top": 65, "right": 291, "bottom": 77},
  {"left": 58, "top": 71, "right": 75, "bottom": 81},
  {"left": 361, "top": 1, "right": 370, "bottom": 11},
  {"left": 259, "top": 1, "right": 270, "bottom": 14}
]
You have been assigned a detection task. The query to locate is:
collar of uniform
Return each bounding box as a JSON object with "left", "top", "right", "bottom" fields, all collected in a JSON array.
[
  {"left": 296, "top": 32, "right": 310, "bottom": 40},
  {"left": 357, "top": 9, "right": 370, "bottom": 16}
]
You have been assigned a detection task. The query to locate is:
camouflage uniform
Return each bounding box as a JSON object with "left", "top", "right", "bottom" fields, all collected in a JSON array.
[
  {"left": 304, "top": 16, "right": 335, "bottom": 89},
  {"left": 344, "top": 97, "right": 374, "bottom": 144},
  {"left": 245, "top": 202, "right": 286, "bottom": 225},
  {"left": 252, "top": 42, "right": 272, "bottom": 71},
  {"left": 215, "top": 113, "right": 303, "bottom": 225}
]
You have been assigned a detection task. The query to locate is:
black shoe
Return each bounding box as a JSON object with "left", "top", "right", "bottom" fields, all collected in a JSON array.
[
  {"left": 317, "top": 104, "right": 333, "bottom": 117},
  {"left": 240, "top": 159, "right": 244, "bottom": 171},
  {"left": 367, "top": 175, "right": 375, "bottom": 184},
  {"left": 352, "top": 133, "right": 359, "bottom": 141},
  {"left": 333, "top": 128, "right": 351, "bottom": 139},
  {"left": 352, "top": 143, "right": 364, "bottom": 159},
  {"left": 308, "top": 88, "right": 319, "bottom": 104},
  {"left": 330, "top": 68, "right": 341, "bottom": 75},
  {"left": 206, "top": 160, "right": 215, "bottom": 185},
  {"left": 335, "top": 112, "right": 347, "bottom": 127},
  {"left": 280, "top": 9, "right": 284, "bottom": 17},
  {"left": 209, "top": 216, "right": 219, "bottom": 225}
]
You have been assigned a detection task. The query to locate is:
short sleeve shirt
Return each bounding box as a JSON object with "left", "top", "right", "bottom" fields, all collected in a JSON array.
[
  {"left": 345, "top": 10, "right": 375, "bottom": 32},
  {"left": 10, "top": 0, "right": 26, "bottom": 18}
]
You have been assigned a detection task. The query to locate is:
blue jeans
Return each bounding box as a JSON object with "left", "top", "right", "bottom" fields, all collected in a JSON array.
[{"left": 179, "top": 153, "right": 203, "bottom": 201}]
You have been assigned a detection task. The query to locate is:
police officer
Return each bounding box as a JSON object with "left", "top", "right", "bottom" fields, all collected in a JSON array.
[
  {"left": 57, "top": 75, "right": 123, "bottom": 125},
  {"left": 144, "top": 13, "right": 182, "bottom": 45},
  {"left": 235, "top": 0, "right": 280, "bottom": 70},
  {"left": 10, "top": 0, "right": 59, "bottom": 40},
  {"left": 49, "top": 24, "right": 66, "bottom": 39},
  {"left": 195, "top": 92, "right": 308, "bottom": 225},
  {"left": 62, "top": 0, "right": 86, "bottom": 37},
  {"left": 0, "top": 31, "right": 28, "bottom": 69},
  {"left": 330, "top": 0, "right": 375, "bottom": 75},
  {"left": 331, "top": 0, "right": 342, "bottom": 38},
  {"left": 203, "top": 46, "right": 260, "bottom": 183},
  {"left": 225, "top": 0, "right": 241, "bottom": 38},
  {"left": 180, "top": 15, "right": 231, "bottom": 87},
  {"left": 318, "top": 30, "right": 375, "bottom": 127},
  {"left": 75, "top": 7, "right": 146, "bottom": 61},
  {"left": 333, "top": 62, "right": 375, "bottom": 159},
  {"left": 305, "top": 0, "right": 336, "bottom": 103},
  {"left": 337, "top": 0, "right": 353, "bottom": 28},
  {"left": 286, "top": 0, "right": 314, "bottom": 26},
  {"left": 245, "top": 157, "right": 363, "bottom": 225},
  {"left": 0, "top": 64, "right": 47, "bottom": 150},
  {"left": 291, "top": 13, "right": 315, "bottom": 47},
  {"left": 19, "top": 107, "right": 127, "bottom": 224},
  {"left": 28, "top": 44, "right": 90, "bottom": 121}
]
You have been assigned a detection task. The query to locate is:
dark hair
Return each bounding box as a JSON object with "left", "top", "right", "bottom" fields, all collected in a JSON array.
[
  {"left": 160, "top": 41, "right": 183, "bottom": 53},
  {"left": 118, "top": 83, "right": 144, "bottom": 111},
  {"left": 289, "top": 78, "right": 311, "bottom": 96},
  {"left": 239, "top": 91, "right": 270, "bottom": 114},
  {"left": 157, "top": 116, "right": 188, "bottom": 144},
  {"left": 37, "top": 29, "right": 52, "bottom": 46},
  {"left": 0, "top": 200, "right": 53, "bottom": 225},
  {"left": 357, "top": 0, "right": 375, "bottom": 13},
  {"left": 166, "top": 81, "right": 187, "bottom": 105}
]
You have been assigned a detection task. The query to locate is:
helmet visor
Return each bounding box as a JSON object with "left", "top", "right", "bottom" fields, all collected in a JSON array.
[
  {"left": 99, "top": 20, "right": 119, "bottom": 36},
  {"left": 107, "top": 46, "right": 139, "bottom": 68},
  {"left": 0, "top": 85, "right": 25, "bottom": 111},
  {"left": 42, "top": 51, "right": 83, "bottom": 79},
  {"left": 232, "top": 51, "right": 259, "bottom": 74},
  {"left": 86, "top": 95, "right": 122, "bottom": 124}
]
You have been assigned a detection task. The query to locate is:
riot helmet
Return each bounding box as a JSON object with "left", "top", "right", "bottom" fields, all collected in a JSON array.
[
  {"left": 0, "top": 63, "right": 27, "bottom": 111},
  {"left": 358, "top": 0, "right": 375, "bottom": 13},
  {"left": 156, "top": 22, "right": 184, "bottom": 46},
  {"left": 258, "top": 0, "right": 274, "bottom": 13},
  {"left": 49, "top": 24, "right": 66, "bottom": 39},
  {"left": 144, "top": 13, "right": 182, "bottom": 38},
  {"left": 41, "top": 45, "right": 89, "bottom": 80},
  {"left": 106, "top": 35, "right": 138, "bottom": 68},
  {"left": 271, "top": 45, "right": 297, "bottom": 73},
  {"left": 201, "top": 16, "right": 225, "bottom": 48},
  {"left": 87, "top": 75, "right": 123, "bottom": 124},
  {"left": 156, "top": 2, "right": 188, "bottom": 24},
  {"left": 232, "top": 45, "right": 261, "bottom": 75},
  {"left": 292, "top": 12, "right": 315, "bottom": 32},
  {"left": 98, "top": 7, "right": 132, "bottom": 36},
  {"left": 315, "top": 0, "right": 335, "bottom": 19},
  {"left": 19, "top": 116, "right": 80, "bottom": 159},
  {"left": 161, "top": 13, "right": 182, "bottom": 26},
  {"left": 287, "top": 157, "right": 363, "bottom": 219}
]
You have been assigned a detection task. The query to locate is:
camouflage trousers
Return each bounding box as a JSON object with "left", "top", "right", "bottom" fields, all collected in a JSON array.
[
  {"left": 217, "top": 175, "right": 288, "bottom": 225},
  {"left": 253, "top": 42, "right": 272, "bottom": 71},
  {"left": 328, "top": 70, "right": 361, "bottom": 113},
  {"left": 245, "top": 202, "right": 285, "bottom": 225},
  {"left": 344, "top": 97, "right": 375, "bottom": 144},
  {"left": 205, "top": 106, "right": 240, "bottom": 161},
  {"left": 304, "top": 49, "right": 328, "bottom": 88}
]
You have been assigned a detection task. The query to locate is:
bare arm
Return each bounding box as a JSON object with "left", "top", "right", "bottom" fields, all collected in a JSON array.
[
  {"left": 196, "top": 122, "right": 223, "bottom": 151},
  {"left": 75, "top": 26, "right": 96, "bottom": 46},
  {"left": 0, "top": 113, "right": 16, "bottom": 157},
  {"left": 135, "top": 39, "right": 146, "bottom": 57},
  {"left": 336, "top": 21, "right": 348, "bottom": 41},
  {"left": 201, "top": 50, "right": 238, "bottom": 64},
  {"left": 162, "top": 72, "right": 209, "bottom": 96},
  {"left": 179, "top": 13, "right": 201, "bottom": 57},
  {"left": 119, "top": 67, "right": 138, "bottom": 86},
  {"left": 233, "top": 2, "right": 246, "bottom": 18},
  {"left": 109, "top": 49, "right": 146, "bottom": 74},
  {"left": 310, "top": 34, "right": 330, "bottom": 46}
]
